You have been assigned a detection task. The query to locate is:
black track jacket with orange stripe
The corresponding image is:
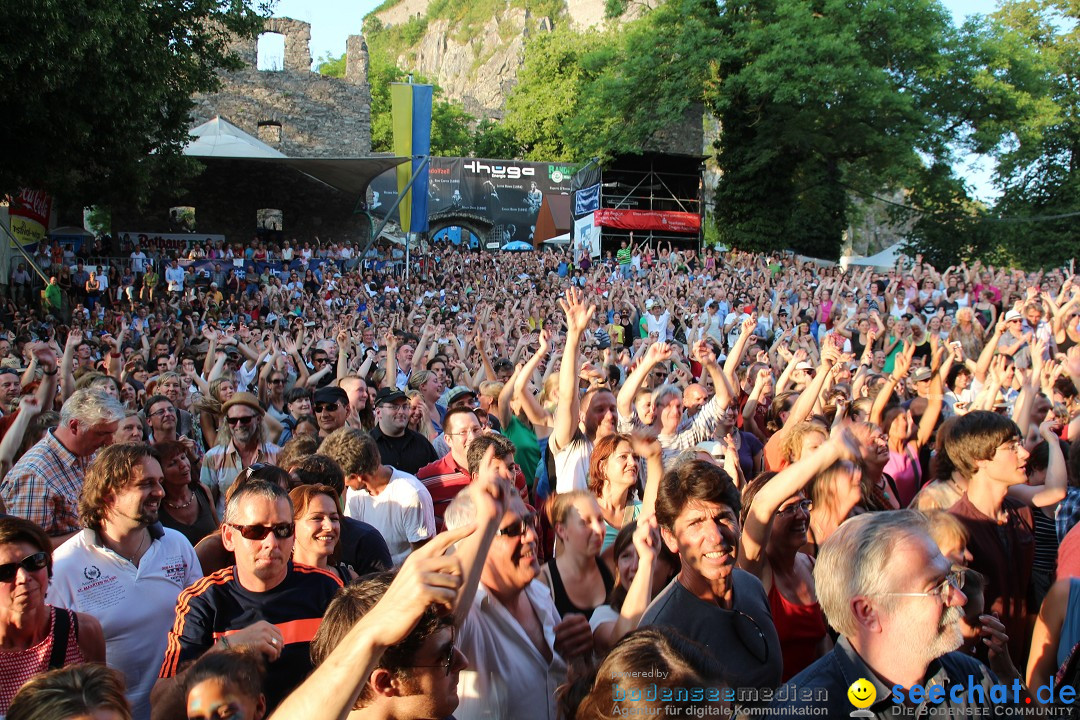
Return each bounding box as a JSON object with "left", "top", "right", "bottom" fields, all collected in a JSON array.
[{"left": 159, "top": 562, "right": 343, "bottom": 709}]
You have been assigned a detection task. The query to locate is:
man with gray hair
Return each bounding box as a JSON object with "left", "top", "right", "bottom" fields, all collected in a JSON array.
[
  {"left": 0, "top": 387, "right": 124, "bottom": 545},
  {"left": 445, "top": 433, "right": 594, "bottom": 720},
  {"left": 152, "top": 479, "right": 343, "bottom": 719},
  {"left": 767, "top": 510, "right": 997, "bottom": 718}
]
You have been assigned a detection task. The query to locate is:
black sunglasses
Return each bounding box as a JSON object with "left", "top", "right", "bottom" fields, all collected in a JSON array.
[
  {"left": 0, "top": 551, "right": 48, "bottom": 582},
  {"left": 497, "top": 512, "right": 538, "bottom": 538},
  {"left": 313, "top": 402, "right": 339, "bottom": 413},
  {"left": 226, "top": 414, "right": 257, "bottom": 426},
  {"left": 227, "top": 522, "right": 295, "bottom": 541},
  {"left": 733, "top": 609, "right": 770, "bottom": 664}
]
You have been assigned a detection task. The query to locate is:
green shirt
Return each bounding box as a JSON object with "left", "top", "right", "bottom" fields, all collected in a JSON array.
[
  {"left": 617, "top": 247, "right": 632, "bottom": 266},
  {"left": 44, "top": 283, "right": 62, "bottom": 310}
]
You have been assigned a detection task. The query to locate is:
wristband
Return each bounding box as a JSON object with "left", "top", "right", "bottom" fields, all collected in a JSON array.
[
  {"left": 110, "top": 352, "right": 121, "bottom": 358},
  {"left": 43, "top": 369, "right": 58, "bottom": 376}
]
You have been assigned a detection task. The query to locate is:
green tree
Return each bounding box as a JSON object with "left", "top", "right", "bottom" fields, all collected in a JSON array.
[
  {"left": 0, "top": 0, "right": 269, "bottom": 208},
  {"left": 317, "top": 52, "right": 346, "bottom": 78},
  {"left": 471, "top": 118, "right": 522, "bottom": 158}
]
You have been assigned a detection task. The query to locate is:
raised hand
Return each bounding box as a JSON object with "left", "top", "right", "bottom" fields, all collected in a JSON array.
[
  {"left": 631, "top": 513, "right": 661, "bottom": 567},
  {"left": 558, "top": 287, "right": 595, "bottom": 336},
  {"left": 628, "top": 426, "right": 662, "bottom": 460},
  {"left": 645, "top": 341, "right": 672, "bottom": 365}
]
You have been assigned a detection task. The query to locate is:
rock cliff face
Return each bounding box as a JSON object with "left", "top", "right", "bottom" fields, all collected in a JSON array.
[{"left": 369, "top": 0, "right": 657, "bottom": 118}]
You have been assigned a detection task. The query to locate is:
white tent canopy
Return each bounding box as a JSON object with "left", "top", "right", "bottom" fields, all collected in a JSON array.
[
  {"left": 185, "top": 117, "right": 287, "bottom": 159},
  {"left": 841, "top": 243, "right": 911, "bottom": 270},
  {"left": 541, "top": 231, "right": 572, "bottom": 245}
]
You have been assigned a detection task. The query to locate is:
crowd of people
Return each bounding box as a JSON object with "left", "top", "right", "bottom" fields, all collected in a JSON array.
[{"left": 1, "top": 232, "right": 1080, "bottom": 720}]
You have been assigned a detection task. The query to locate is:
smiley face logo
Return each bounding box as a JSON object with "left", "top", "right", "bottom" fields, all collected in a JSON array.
[{"left": 847, "top": 678, "right": 876, "bottom": 709}]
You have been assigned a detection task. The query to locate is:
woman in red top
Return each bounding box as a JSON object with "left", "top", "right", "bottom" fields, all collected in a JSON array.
[
  {"left": 738, "top": 432, "right": 860, "bottom": 681},
  {"left": 0, "top": 517, "right": 106, "bottom": 715}
]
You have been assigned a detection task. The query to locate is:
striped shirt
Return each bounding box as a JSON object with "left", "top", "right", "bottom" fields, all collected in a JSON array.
[
  {"left": 0, "top": 430, "right": 88, "bottom": 536},
  {"left": 159, "top": 562, "right": 342, "bottom": 710}
]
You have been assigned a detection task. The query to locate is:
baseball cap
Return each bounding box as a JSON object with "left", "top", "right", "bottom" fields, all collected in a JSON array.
[
  {"left": 373, "top": 387, "right": 407, "bottom": 405},
  {"left": 446, "top": 386, "right": 477, "bottom": 406},
  {"left": 314, "top": 386, "right": 350, "bottom": 405}
]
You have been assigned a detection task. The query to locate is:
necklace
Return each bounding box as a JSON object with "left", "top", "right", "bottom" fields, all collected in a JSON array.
[
  {"left": 115, "top": 532, "right": 148, "bottom": 566},
  {"left": 165, "top": 488, "right": 195, "bottom": 510}
]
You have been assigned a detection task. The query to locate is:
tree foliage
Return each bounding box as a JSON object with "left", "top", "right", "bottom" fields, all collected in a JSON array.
[{"left": 0, "top": 0, "right": 269, "bottom": 208}]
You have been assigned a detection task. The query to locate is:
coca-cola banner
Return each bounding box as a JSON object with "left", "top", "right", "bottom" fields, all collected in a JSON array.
[
  {"left": 593, "top": 208, "right": 702, "bottom": 233},
  {"left": 8, "top": 188, "right": 52, "bottom": 248},
  {"left": 369, "top": 158, "right": 576, "bottom": 244}
]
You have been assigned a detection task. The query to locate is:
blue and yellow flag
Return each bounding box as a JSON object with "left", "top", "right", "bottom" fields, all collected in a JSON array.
[{"left": 390, "top": 83, "right": 433, "bottom": 234}]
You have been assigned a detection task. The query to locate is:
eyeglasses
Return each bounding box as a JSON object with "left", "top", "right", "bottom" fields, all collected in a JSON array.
[
  {"left": 226, "top": 522, "right": 295, "bottom": 541},
  {"left": 997, "top": 439, "right": 1023, "bottom": 455},
  {"left": 875, "top": 567, "right": 966, "bottom": 602},
  {"left": 776, "top": 499, "right": 813, "bottom": 518},
  {"left": 409, "top": 627, "right": 458, "bottom": 677},
  {"left": 314, "top": 402, "right": 340, "bottom": 413},
  {"left": 445, "top": 426, "right": 483, "bottom": 439},
  {"left": 497, "top": 513, "right": 538, "bottom": 538},
  {"left": 226, "top": 414, "right": 257, "bottom": 426},
  {"left": 149, "top": 406, "right": 176, "bottom": 418},
  {"left": 312, "top": 357, "right": 329, "bottom": 365},
  {"left": 0, "top": 551, "right": 49, "bottom": 582},
  {"left": 269, "top": 378, "right": 285, "bottom": 385},
  {"left": 733, "top": 610, "right": 770, "bottom": 664}
]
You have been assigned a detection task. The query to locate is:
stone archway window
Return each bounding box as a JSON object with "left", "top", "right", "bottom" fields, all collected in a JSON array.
[
  {"left": 256, "top": 32, "right": 285, "bottom": 71},
  {"left": 257, "top": 120, "right": 282, "bottom": 146},
  {"left": 257, "top": 209, "right": 283, "bottom": 231}
]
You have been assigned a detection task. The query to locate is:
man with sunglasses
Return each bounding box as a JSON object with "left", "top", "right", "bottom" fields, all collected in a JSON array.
[
  {"left": 47, "top": 443, "right": 201, "bottom": 720},
  {"left": 153, "top": 480, "right": 343, "bottom": 719},
  {"left": 768, "top": 511, "right": 995, "bottom": 718},
  {"left": 200, "top": 392, "right": 280, "bottom": 517},
  {"left": 640, "top": 460, "right": 782, "bottom": 692},
  {"left": 312, "top": 385, "right": 350, "bottom": 439},
  {"left": 444, "top": 433, "right": 593, "bottom": 720}
]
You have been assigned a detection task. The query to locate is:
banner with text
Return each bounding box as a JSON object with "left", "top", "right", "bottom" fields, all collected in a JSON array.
[
  {"left": 369, "top": 158, "right": 576, "bottom": 244},
  {"left": 593, "top": 208, "right": 701, "bottom": 234},
  {"left": 8, "top": 188, "right": 52, "bottom": 249}
]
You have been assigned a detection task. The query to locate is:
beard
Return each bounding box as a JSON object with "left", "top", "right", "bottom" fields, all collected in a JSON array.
[{"left": 924, "top": 605, "right": 965, "bottom": 661}]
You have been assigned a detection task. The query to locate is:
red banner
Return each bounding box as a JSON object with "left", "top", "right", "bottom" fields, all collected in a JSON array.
[
  {"left": 593, "top": 208, "right": 701, "bottom": 233},
  {"left": 8, "top": 188, "right": 52, "bottom": 248}
]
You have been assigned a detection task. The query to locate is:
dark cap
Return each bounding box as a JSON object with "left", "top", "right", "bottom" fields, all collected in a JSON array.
[
  {"left": 446, "top": 385, "right": 477, "bottom": 406},
  {"left": 374, "top": 387, "right": 407, "bottom": 405},
  {"left": 313, "top": 386, "right": 349, "bottom": 405}
]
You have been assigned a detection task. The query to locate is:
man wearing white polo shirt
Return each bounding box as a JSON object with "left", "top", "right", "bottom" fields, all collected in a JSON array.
[{"left": 48, "top": 442, "right": 202, "bottom": 720}]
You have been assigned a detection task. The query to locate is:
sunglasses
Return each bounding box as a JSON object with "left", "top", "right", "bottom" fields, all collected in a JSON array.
[
  {"left": 314, "top": 402, "right": 339, "bottom": 413},
  {"left": 0, "top": 551, "right": 48, "bottom": 582},
  {"left": 226, "top": 522, "right": 295, "bottom": 541},
  {"left": 226, "top": 414, "right": 257, "bottom": 426},
  {"left": 497, "top": 512, "right": 538, "bottom": 538}
]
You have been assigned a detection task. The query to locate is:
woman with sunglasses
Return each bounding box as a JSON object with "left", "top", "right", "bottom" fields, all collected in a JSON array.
[
  {"left": 0, "top": 516, "right": 106, "bottom": 715},
  {"left": 289, "top": 485, "right": 358, "bottom": 584},
  {"left": 738, "top": 432, "right": 859, "bottom": 682}
]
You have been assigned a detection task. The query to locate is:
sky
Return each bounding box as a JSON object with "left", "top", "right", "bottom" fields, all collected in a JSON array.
[{"left": 271, "top": 0, "right": 1003, "bottom": 200}]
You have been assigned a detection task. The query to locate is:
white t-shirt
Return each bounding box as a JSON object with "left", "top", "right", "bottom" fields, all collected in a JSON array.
[
  {"left": 644, "top": 310, "right": 671, "bottom": 343},
  {"left": 553, "top": 434, "right": 594, "bottom": 494},
  {"left": 344, "top": 467, "right": 436, "bottom": 565},
  {"left": 130, "top": 251, "right": 148, "bottom": 273},
  {"left": 47, "top": 526, "right": 202, "bottom": 720}
]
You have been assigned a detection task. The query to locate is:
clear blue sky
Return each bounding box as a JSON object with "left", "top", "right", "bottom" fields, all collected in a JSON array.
[{"left": 271, "top": 0, "right": 1002, "bottom": 199}]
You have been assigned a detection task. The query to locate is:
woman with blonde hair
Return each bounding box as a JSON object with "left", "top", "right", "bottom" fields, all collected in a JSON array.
[
  {"left": 193, "top": 375, "right": 235, "bottom": 448},
  {"left": 949, "top": 306, "right": 985, "bottom": 359},
  {"left": 541, "top": 490, "right": 614, "bottom": 619},
  {"left": 802, "top": 459, "right": 863, "bottom": 557},
  {"left": 404, "top": 389, "right": 436, "bottom": 441}
]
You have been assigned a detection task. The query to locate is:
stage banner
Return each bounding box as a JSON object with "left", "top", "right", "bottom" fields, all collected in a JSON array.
[
  {"left": 593, "top": 208, "right": 701, "bottom": 233},
  {"left": 369, "top": 158, "right": 575, "bottom": 244},
  {"left": 574, "top": 213, "right": 601, "bottom": 258},
  {"left": 8, "top": 188, "right": 52, "bottom": 248},
  {"left": 391, "top": 83, "right": 433, "bottom": 233},
  {"left": 573, "top": 183, "right": 600, "bottom": 218}
]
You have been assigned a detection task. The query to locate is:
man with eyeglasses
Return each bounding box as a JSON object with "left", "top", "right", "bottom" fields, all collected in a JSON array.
[
  {"left": 48, "top": 443, "right": 201, "bottom": 720},
  {"left": 200, "top": 393, "right": 280, "bottom": 517},
  {"left": 946, "top": 411, "right": 1036, "bottom": 666},
  {"left": 418, "top": 406, "right": 488, "bottom": 529},
  {"left": 445, "top": 433, "right": 593, "bottom": 720},
  {"left": 767, "top": 510, "right": 995, "bottom": 718},
  {"left": 153, "top": 480, "right": 343, "bottom": 719},
  {"left": 639, "top": 459, "right": 782, "bottom": 692},
  {"left": 371, "top": 387, "right": 438, "bottom": 476}
]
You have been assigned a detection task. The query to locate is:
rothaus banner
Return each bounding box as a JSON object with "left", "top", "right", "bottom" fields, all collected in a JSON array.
[{"left": 369, "top": 157, "right": 576, "bottom": 244}]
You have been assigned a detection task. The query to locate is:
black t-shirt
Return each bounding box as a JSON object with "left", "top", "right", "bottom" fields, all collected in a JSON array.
[
  {"left": 340, "top": 516, "right": 393, "bottom": 575},
  {"left": 159, "top": 562, "right": 343, "bottom": 710},
  {"left": 370, "top": 426, "right": 439, "bottom": 475}
]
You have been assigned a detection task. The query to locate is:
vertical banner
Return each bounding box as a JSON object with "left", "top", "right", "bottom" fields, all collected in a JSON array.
[
  {"left": 8, "top": 188, "right": 52, "bottom": 249},
  {"left": 574, "top": 213, "right": 601, "bottom": 258},
  {"left": 390, "top": 83, "right": 433, "bottom": 234}
]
